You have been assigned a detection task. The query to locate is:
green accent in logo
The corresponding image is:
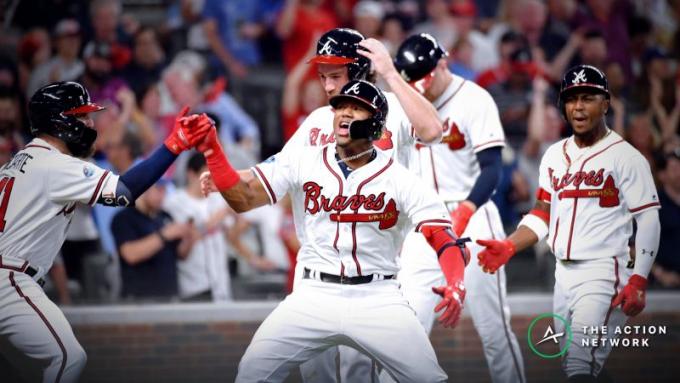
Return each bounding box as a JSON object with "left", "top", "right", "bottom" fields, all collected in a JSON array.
[{"left": 528, "top": 313, "right": 572, "bottom": 359}]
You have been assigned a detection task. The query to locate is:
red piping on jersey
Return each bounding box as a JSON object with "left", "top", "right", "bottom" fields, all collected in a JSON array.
[
  {"left": 253, "top": 166, "right": 277, "bottom": 204},
  {"left": 10, "top": 272, "right": 68, "bottom": 383},
  {"left": 564, "top": 140, "right": 624, "bottom": 260},
  {"left": 87, "top": 170, "right": 110, "bottom": 206},
  {"left": 473, "top": 139, "right": 505, "bottom": 150},
  {"left": 551, "top": 218, "right": 560, "bottom": 255},
  {"left": 629, "top": 202, "right": 660, "bottom": 213},
  {"left": 24, "top": 144, "right": 51, "bottom": 150},
  {"left": 322, "top": 147, "right": 344, "bottom": 263},
  {"left": 415, "top": 219, "right": 451, "bottom": 232},
  {"left": 428, "top": 148, "right": 439, "bottom": 193},
  {"left": 0, "top": 255, "right": 28, "bottom": 272},
  {"left": 352, "top": 158, "right": 394, "bottom": 276},
  {"left": 589, "top": 257, "right": 620, "bottom": 375},
  {"left": 435, "top": 80, "right": 466, "bottom": 111},
  {"left": 483, "top": 207, "right": 525, "bottom": 383}
]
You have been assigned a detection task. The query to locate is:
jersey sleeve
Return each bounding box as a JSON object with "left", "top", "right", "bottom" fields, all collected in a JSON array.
[
  {"left": 251, "top": 149, "right": 298, "bottom": 205},
  {"left": 537, "top": 150, "right": 554, "bottom": 204},
  {"left": 468, "top": 90, "right": 506, "bottom": 153},
  {"left": 618, "top": 151, "right": 660, "bottom": 214},
  {"left": 48, "top": 157, "right": 119, "bottom": 206},
  {"left": 397, "top": 169, "right": 451, "bottom": 231}
]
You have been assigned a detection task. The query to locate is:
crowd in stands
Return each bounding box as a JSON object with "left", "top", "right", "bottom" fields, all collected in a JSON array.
[{"left": 0, "top": 0, "right": 679, "bottom": 303}]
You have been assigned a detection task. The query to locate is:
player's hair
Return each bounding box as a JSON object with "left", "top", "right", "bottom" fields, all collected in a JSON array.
[{"left": 187, "top": 151, "right": 207, "bottom": 173}]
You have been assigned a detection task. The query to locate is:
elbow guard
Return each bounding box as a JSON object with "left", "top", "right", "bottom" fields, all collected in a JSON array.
[{"left": 421, "top": 225, "right": 470, "bottom": 265}]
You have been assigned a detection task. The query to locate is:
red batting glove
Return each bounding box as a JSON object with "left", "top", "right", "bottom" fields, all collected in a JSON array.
[
  {"left": 432, "top": 281, "right": 466, "bottom": 328},
  {"left": 451, "top": 203, "right": 474, "bottom": 237},
  {"left": 197, "top": 117, "right": 240, "bottom": 191},
  {"left": 164, "top": 106, "right": 213, "bottom": 154},
  {"left": 611, "top": 274, "right": 647, "bottom": 316},
  {"left": 476, "top": 239, "right": 516, "bottom": 274}
]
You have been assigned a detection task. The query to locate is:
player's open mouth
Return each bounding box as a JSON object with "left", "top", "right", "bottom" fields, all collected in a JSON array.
[{"left": 338, "top": 121, "right": 351, "bottom": 136}]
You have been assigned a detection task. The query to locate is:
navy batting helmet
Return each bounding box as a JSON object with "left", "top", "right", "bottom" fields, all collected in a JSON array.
[
  {"left": 394, "top": 33, "right": 448, "bottom": 88},
  {"left": 29, "top": 81, "right": 104, "bottom": 157},
  {"left": 329, "top": 80, "right": 388, "bottom": 141},
  {"left": 307, "top": 28, "right": 371, "bottom": 81},
  {"left": 558, "top": 65, "right": 609, "bottom": 117}
]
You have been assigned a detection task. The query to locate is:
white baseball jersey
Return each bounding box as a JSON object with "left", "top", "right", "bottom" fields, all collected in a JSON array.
[
  {"left": 538, "top": 130, "right": 660, "bottom": 260},
  {"left": 162, "top": 190, "right": 231, "bottom": 300},
  {"left": 252, "top": 144, "right": 451, "bottom": 276},
  {"left": 410, "top": 76, "right": 505, "bottom": 201},
  {"left": 0, "top": 138, "right": 118, "bottom": 277}
]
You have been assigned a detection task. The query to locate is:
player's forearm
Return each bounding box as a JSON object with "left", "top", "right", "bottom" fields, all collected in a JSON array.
[
  {"left": 275, "top": 0, "right": 299, "bottom": 38},
  {"left": 218, "top": 180, "right": 267, "bottom": 213},
  {"left": 632, "top": 209, "right": 661, "bottom": 278},
  {"left": 383, "top": 72, "right": 442, "bottom": 144},
  {"left": 507, "top": 225, "right": 540, "bottom": 253}
]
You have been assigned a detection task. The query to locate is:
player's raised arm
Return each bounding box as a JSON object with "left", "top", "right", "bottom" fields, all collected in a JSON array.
[
  {"left": 196, "top": 124, "right": 270, "bottom": 212},
  {"left": 357, "top": 38, "right": 442, "bottom": 144},
  {"left": 477, "top": 198, "right": 550, "bottom": 274},
  {"left": 99, "top": 107, "right": 213, "bottom": 207}
]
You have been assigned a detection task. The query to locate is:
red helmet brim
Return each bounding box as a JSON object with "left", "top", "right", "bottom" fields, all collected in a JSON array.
[
  {"left": 307, "top": 55, "right": 356, "bottom": 65},
  {"left": 63, "top": 103, "right": 106, "bottom": 115}
]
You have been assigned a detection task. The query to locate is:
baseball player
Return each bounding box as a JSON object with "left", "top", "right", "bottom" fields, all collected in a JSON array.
[
  {"left": 477, "top": 65, "right": 661, "bottom": 382},
  {"left": 0, "top": 81, "right": 212, "bottom": 383},
  {"left": 282, "top": 27, "right": 444, "bottom": 382},
  {"left": 200, "top": 80, "right": 469, "bottom": 383},
  {"left": 392, "top": 34, "right": 526, "bottom": 383}
]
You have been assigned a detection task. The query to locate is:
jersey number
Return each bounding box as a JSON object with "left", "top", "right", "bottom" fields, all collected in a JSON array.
[{"left": 0, "top": 176, "right": 15, "bottom": 232}]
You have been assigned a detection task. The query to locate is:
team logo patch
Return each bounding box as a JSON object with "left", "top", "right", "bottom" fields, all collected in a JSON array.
[{"left": 83, "top": 165, "right": 95, "bottom": 178}]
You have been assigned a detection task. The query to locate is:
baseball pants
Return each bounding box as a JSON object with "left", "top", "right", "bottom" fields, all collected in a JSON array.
[
  {"left": 0, "top": 268, "right": 86, "bottom": 383},
  {"left": 236, "top": 277, "right": 447, "bottom": 383},
  {"left": 553, "top": 255, "right": 631, "bottom": 378}
]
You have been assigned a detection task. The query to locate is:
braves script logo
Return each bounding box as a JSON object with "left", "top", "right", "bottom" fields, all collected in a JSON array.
[
  {"left": 572, "top": 69, "right": 587, "bottom": 84},
  {"left": 303, "top": 182, "right": 399, "bottom": 229},
  {"left": 318, "top": 37, "right": 338, "bottom": 55},
  {"left": 549, "top": 168, "right": 620, "bottom": 207},
  {"left": 309, "top": 127, "right": 335, "bottom": 146}
]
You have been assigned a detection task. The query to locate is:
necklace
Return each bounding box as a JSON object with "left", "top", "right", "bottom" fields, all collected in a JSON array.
[{"left": 337, "top": 147, "right": 375, "bottom": 163}]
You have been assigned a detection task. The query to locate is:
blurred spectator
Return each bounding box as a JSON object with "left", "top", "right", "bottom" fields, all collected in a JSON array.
[
  {"left": 165, "top": 0, "right": 211, "bottom": 57},
  {"left": 79, "top": 41, "right": 131, "bottom": 106},
  {"left": 488, "top": 48, "right": 537, "bottom": 149},
  {"left": 625, "top": 113, "right": 660, "bottom": 167},
  {"left": 605, "top": 62, "right": 628, "bottom": 136},
  {"left": 60, "top": 202, "right": 104, "bottom": 298},
  {"left": 572, "top": 0, "right": 635, "bottom": 79},
  {"left": 17, "top": 28, "right": 51, "bottom": 94},
  {"left": 379, "top": 13, "right": 409, "bottom": 56},
  {"left": 448, "top": 36, "right": 477, "bottom": 80},
  {"left": 352, "top": 1, "right": 385, "bottom": 39},
  {"left": 282, "top": 40, "right": 325, "bottom": 140},
  {"left": 651, "top": 146, "right": 680, "bottom": 287},
  {"left": 492, "top": 146, "right": 531, "bottom": 228},
  {"left": 163, "top": 153, "right": 232, "bottom": 301},
  {"left": 111, "top": 181, "right": 195, "bottom": 300},
  {"left": 201, "top": 0, "right": 271, "bottom": 78},
  {"left": 577, "top": 29, "right": 607, "bottom": 69},
  {"left": 476, "top": 30, "right": 527, "bottom": 89},
  {"left": 628, "top": 16, "right": 654, "bottom": 79},
  {"left": 122, "top": 27, "right": 167, "bottom": 99},
  {"left": 276, "top": 0, "right": 337, "bottom": 72},
  {"left": 413, "top": 0, "right": 457, "bottom": 52},
  {"left": 0, "top": 87, "right": 25, "bottom": 153},
  {"left": 88, "top": 0, "right": 135, "bottom": 46},
  {"left": 449, "top": 0, "right": 498, "bottom": 73},
  {"left": 27, "top": 19, "right": 84, "bottom": 97}
]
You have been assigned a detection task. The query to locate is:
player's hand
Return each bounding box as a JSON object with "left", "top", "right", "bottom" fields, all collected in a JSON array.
[
  {"left": 357, "top": 38, "right": 396, "bottom": 78},
  {"left": 197, "top": 120, "right": 220, "bottom": 155},
  {"left": 432, "top": 281, "right": 466, "bottom": 328},
  {"left": 200, "top": 171, "right": 218, "bottom": 196},
  {"left": 611, "top": 274, "right": 647, "bottom": 316},
  {"left": 476, "top": 239, "right": 516, "bottom": 274},
  {"left": 164, "top": 107, "right": 213, "bottom": 154},
  {"left": 451, "top": 202, "right": 475, "bottom": 237}
]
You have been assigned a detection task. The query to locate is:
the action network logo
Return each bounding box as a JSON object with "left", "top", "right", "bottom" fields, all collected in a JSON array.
[{"left": 528, "top": 313, "right": 572, "bottom": 359}]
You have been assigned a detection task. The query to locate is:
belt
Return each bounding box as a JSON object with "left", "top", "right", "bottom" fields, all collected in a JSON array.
[
  {"left": 0, "top": 256, "right": 45, "bottom": 287},
  {"left": 303, "top": 267, "right": 394, "bottom": 285}
]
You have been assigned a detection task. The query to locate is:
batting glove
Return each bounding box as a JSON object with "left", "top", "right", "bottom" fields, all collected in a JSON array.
[
  {"left": 450, "top": 203, "right": 474, "bottom": 237},
  {"left": 164, "top": 106, "right": 213, "bottom": 154},
  {"left": 611, "top": 274, "right": 647, "bottom": 316},
  {"left": 432, "top": 281, "right": 466, "bottom": 328},
  {"left": 476, "top": 239, "right": 516, "bottom": 274}
]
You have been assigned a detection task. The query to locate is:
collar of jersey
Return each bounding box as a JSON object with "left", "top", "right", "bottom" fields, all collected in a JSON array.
[{"left": 326, "top": 143, "right": 388, "bottom": 178}]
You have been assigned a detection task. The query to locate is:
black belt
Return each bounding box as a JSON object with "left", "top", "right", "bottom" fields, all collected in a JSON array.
[
  {"left": 23, "top": 266, "right": 45, "bottom": 287},
  {"left": 303, "top": 267, "right": 394, "bottom": 285}
]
